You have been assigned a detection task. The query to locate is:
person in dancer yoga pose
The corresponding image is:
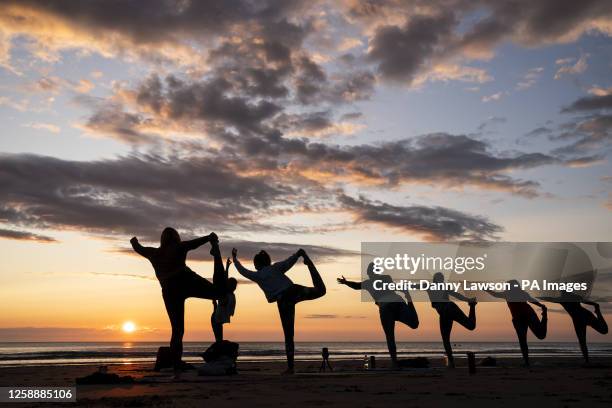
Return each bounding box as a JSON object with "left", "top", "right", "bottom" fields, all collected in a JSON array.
[
  {"left": 130, "top": 228, "right": 226, "bottom": 376},
  {"left": 487, "top": 280, "right": 547, "bottom": 367},
  {"left": 539, "top": 290, "right": 607, "bottom": 363},
  {"left": 427, "top": 272, "right": 477, "bottom": 368},
  {"left": 337, "top": 262, "right": 419, "bottom": 367},
  {"left": 232, "top": 247, "right": 326, "bottom": 374}
]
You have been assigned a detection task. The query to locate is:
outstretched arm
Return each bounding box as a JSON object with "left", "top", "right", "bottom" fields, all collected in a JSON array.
[
  {"left": 526, "top": 293, "right": 546, "bottom": 308},
  {"left": 449, "top": 290, "right": 472, "bottom": 302},
  {"left": 337, "top": 276, "right": 363, "bottom": 290},
  {"left": 181, "top": 232, "right": 215, "bottom": 251},
  {"left": 538, "top": 296, "right": 563, "bottom": 303},
  {"left": 232, "top": 248, "right": 258, "bottom": 281},
  {"left": 273, "top": 249, "right": 304, "bottom": 274},
  {"left": 130, "top": 237, "right": 155, "bottom": 258},
  {"left": 486, "top": 289, "right": 507, "bottom": 300}
]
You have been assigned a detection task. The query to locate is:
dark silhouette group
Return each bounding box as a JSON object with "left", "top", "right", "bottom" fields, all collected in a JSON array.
[{"left": 131, "top": 229, "right": 608, "bottom": 375}]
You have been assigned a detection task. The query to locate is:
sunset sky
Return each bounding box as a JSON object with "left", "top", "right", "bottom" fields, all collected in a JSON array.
[{"left": 0, "top": 1, "right": 611, "bottom": 343}]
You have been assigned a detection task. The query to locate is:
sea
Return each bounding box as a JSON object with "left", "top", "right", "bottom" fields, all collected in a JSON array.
[{"left": 1, "top": 342, "right": 611, "bottom": 367}]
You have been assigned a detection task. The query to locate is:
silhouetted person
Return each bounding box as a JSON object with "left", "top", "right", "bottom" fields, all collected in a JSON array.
[
  {"left": 233, "top": 248, "right": 326, "bottom": 374},
  {"left": 427, "top": 272, "right": 477, "bottom": 368},
  {"left": 487, "top": 280, "right": 547, "bottom": 367},
  {"left": 337, "top": 263, "right": 419, "bottom": 367},
  {"left": 130, "top": 228, "right": 226, "bottom": 376},
  {"left": 211, "top": 257, "right": 238, "bottom": 343},
  {"left": 320, "top": 347, "right": 333, "bottom": 372},
  {"left": 540, "top": 291, "right": 608, "bottom": 363}
]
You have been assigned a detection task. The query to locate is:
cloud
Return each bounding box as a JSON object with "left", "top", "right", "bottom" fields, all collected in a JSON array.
[
  {"left": 117, "top": 239, "right": 357, "bottom": 264},
  {"left": 0, "top": 152, "right": 293, "bottom": 241},
  {"left": 477, "top": 116, "right": 507, "bottom": 132},
  {"left": 412, "top": 63, "right": 492, "bottom": 87},
  {"left": 88, "top": 272, "right": 156, "bottom": 281},
  {"left": 0, "top": 228, "right": 57, "bottom": 243},
  {"left": 524, "top": 126, "right": 553, "bottom": 138},
  {"left": 1, "top": 133, "right": 551, "bottom": 247},
  {"left": 564, "top": 155, "right": 606, "bottom": 168},
  {"left": 555, "top": 54, "right": 588, "bottom": 80},
  {"left": 226, "top": 132, "right": 557, "bottom": 197},
  {"left": 554, "top": 93, "right": 612, "bottom": 157},
  {"left": 588, "top": 86, "right": 612, "bottom": 96},
  {"left": 516, "top": 67, "right": 544, "bottom": 90},
  {"left": 482, "top": 92, "right": 504, "bottom": 103},
  {"left": 339, "top": 194, "right": 502, "bottom": 241},
  {"left": 22, "top": 122, "right": 60, "bottom": 133},
  {"left": 367, "top": 12, "right": 457, "bottom": 83},
  {"left": 562, "top": 94, "right": 612, "bottom": 112},
  {"left": 2, "top": 0, "right": 603, "bottom": 249},
  {"left": 455, "top": 2, "right": 612, "bottom": 57},
  {"left": 0, "top": 0, "right": 313, "bottom": 67},
  {"left": 304, "top": 314, "right": 366, "bottom": 319}
]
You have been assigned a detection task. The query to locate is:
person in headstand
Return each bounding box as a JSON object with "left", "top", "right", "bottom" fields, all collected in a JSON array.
[
  {"left": 337, "top": 262, "right": 419, "bottom": 367},
  {"left": 232, "top": 247, "right": 326, "bottom": 374},
  {"left": 539, "top": 291, "right": 608, "bottom": 363},
  {"left": 130, "top": 228, "right": 226, "bottom": 376},
  {"left": 486, "top": 280, "right": 547, "bottom": 367},
  {"left": 427, "top": 272, "right": 477, "bottom": 368},
  {"left": 211, "top": 257, "right": 238, "bottom": 343}
]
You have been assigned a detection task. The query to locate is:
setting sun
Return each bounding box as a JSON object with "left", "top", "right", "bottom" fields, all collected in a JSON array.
[{"left": 122, "top": 321, "right": 136, "bottom": 333}]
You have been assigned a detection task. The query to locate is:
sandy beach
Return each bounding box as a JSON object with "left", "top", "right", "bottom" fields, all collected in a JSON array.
[{"left": 1, "top": 356, "right": 611, "bottom": 407}]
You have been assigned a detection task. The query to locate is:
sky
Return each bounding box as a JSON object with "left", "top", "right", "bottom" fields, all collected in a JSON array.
[{"left": 0, "top": 0, "right": 611, "bottom": 343}]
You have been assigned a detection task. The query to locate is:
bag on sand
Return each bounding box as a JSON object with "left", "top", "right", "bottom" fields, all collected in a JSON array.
[
  {"left": 201, "top": 340, "right": 239, "bottom": 363},
  {"left": 154, "top": 346, "right": 173, "bottom": 371},
  {"left": 198, "top": 341, "right": 239, "bottom": 376}
]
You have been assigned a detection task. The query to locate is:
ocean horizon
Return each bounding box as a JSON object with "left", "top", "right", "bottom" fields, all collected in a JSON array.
[{"left": 1, "top": 341, "right": 611, "bottom": 367}]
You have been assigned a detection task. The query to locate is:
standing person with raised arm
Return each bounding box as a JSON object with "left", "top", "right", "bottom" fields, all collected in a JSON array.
[
  {"left": 130, "top": 228, "right": 226, "bottom": 377},
  {"left": 232, "top": 247, "right": 326, "bottom": 374},
  {"left": 487, "top": 280, "right": 547, "bottom": 367},
  {"left": 539, "top": 291, "right": 608, "bottom": 363},
  {"left": 211, "top": 257, "right": 238, "bottom": 343},
  {"left": 337, "top": 262, "right": 419, "bottom": 367},
  {"left": 427, "top": 272, "right": 477, "bottom": 368}
]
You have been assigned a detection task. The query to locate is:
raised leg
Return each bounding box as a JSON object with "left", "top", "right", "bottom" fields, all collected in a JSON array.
[
  {"left": 396, "top": 302, "right": 419, "bottom": 329},
  {"left": 293, "top": 260, "right": 326, "bottom": 302},
  {"left": 210, "top": 240, "right": 227, "bottom": 294},
  {"left": 590, "top": 304, "right": 609, "bottom": 334},
  {"left": 527, "top": 307, "right": 547, "bottom": 340},
  {"left": 451, "top": 302, "right": 476, "bottom": 331}
]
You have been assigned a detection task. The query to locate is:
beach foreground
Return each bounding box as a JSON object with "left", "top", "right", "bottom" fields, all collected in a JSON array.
[{"left": 1, "top": 357, "right": 611, "bottom": 407}]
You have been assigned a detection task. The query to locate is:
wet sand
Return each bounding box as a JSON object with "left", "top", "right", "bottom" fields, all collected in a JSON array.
[{"left": 1, "top": 357, "right": 611, "bottom": 407}]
